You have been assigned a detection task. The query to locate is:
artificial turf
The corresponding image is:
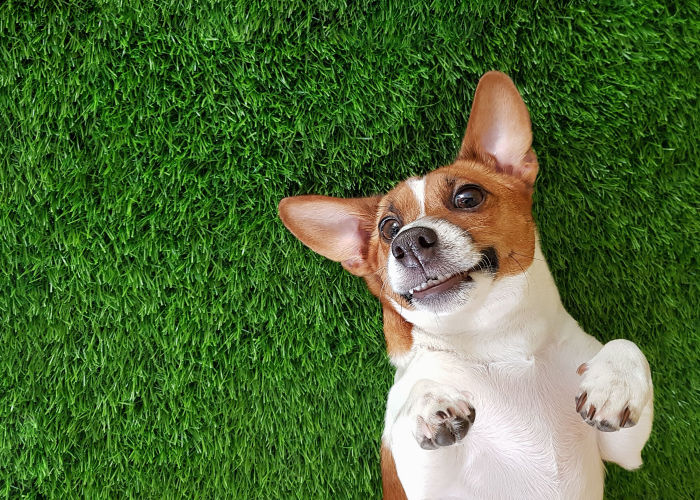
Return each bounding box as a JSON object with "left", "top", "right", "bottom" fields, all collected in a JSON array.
[{"left": 1, "top": 0, "right": 698, "bottom": 498}]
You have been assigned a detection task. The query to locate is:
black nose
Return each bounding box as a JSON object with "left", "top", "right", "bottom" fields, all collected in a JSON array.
[{"left": 391, "top": 226, "right": 438, "bottom": 268}]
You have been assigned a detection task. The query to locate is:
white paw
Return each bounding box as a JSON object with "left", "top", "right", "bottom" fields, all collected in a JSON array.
[
  {"left": 575, "top": 339, "right": 652, "bottom": 432},
  {"left": 401, "top": 382, "right": 475, "bottom": 449}
]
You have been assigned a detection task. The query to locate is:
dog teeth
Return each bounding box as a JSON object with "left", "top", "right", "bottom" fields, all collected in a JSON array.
[{"left": 409, "top": 274, "right": 459, "bottom": 294}]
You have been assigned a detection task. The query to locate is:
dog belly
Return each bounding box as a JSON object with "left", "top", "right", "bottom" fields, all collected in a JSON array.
[{"left": 386, "top": 350, "right": 605, "bottom": 499}]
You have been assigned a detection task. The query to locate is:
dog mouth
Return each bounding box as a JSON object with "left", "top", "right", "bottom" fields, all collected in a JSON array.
[
  {"left": 400, "top": 248, "right": 498, "bottom": 302},
  {"left": 408, "top": 272, "right": 472, "bottom": 300}
]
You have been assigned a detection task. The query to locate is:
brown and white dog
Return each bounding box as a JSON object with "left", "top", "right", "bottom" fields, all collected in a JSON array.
[{"left": 278, "top": 72, "right": 653, "bottom": 499}]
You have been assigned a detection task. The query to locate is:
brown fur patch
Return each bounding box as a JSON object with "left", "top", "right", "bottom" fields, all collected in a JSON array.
[
  {"left": 362, "top": 271, "right": 414, "bottom": 357},
  {"left": 423, "top": 161, "right": 536, "bottom": 276},
  {"left": 381, "top": 442, "right": 407, "bottom": 500},
  {"left": 381, "top": 304, "right": 413, "bottom": 356}
]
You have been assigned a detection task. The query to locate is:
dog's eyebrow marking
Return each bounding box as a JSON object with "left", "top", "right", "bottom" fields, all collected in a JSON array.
[
  {"left": 388, "top": 202, "right": 401, "bottom": 217},
  {"left": 406, "top": 177, "right": 426, "bottom": 217}
]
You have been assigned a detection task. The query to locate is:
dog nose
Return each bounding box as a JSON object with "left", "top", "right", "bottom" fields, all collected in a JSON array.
[{"left": 391, "top": 226, "right": 438, "bottom": 268}]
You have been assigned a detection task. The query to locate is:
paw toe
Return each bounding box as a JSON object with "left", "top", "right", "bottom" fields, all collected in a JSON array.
[
  {"left": 466, "top": 405, "right": 476, "bottom": 424},
  {"left": 419, "top": 436, "right": 439, "bottom": 450}
]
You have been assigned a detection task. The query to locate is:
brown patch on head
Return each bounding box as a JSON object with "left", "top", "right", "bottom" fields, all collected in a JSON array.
[
  {"left": 423, "top": 161, "right": 535, "bottom": 276},
  {"left": 376, "top": 179, "right": 423, "bottom": 227}
]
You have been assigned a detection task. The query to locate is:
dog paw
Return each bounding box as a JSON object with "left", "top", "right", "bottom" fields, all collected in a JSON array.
[
  {"left": 403, "top": 385, "right": 475, "bottom": 450},
  {"left": 575, "top": 339, "right": 652, "bottom": 432}
]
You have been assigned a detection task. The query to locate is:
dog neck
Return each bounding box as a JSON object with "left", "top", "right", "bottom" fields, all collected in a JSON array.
[{"left": 388, "top": 241, "right": 570, "bottom": 367}]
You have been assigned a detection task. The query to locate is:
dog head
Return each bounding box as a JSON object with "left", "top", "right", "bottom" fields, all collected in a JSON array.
[{"left": 279, "top": 72, "right": 538, "bottom": 355}]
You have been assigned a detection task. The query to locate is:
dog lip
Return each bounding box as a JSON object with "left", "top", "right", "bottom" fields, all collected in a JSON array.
[{"left": 410, "top": 272, "right": 470, "bottom": 300}]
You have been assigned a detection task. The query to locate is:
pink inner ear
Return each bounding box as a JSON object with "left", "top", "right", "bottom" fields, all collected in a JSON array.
[
  {"left": 335, "top": 214, "right": 374, "bottom": 275},
  {"left": 334, "top": 213, "right": 368, "bottom": 261},
  {"left": 459, "top": 72, "right": 538, "bottom": 185},
  {"left": 278, "top": 195, "right": 379, "bottom": 276},
  {"left": 291, "top": 204, "right": 366, "bottom": 262},
  {"left": 481, "top": 105, "right": 532, "bottom": 175},
  {"left": 483, "top": 127, "right": 517, "bottom": 166}
]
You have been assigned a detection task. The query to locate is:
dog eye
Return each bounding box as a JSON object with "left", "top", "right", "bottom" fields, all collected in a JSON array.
[
  {"left": 454, "top": 185, "right": 485, "bottom": 210},
  {"left": 379, "top": 217, "right": 402, "bottom": 241}
]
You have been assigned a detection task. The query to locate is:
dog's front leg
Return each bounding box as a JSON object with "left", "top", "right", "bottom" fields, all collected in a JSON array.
[
  {"left": 383, "top": 379, "right": 474, "bottom": 498},
  {"left": 575, "top": 339, "right": 653, "bottom": 469}
]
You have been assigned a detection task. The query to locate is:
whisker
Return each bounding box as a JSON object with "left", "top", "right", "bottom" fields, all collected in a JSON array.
[
  {"left": 458, "top": 224, "right": 488, "bottom": 236},
  {"left": 509, "top": 253, "right": 531, "bottom": 291},
  {"left": 509, "top": 250, "right": 546, "bottom": 262}
]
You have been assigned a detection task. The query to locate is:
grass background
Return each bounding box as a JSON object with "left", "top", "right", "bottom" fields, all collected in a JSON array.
[{"left": 1, "top": 0, "right": 698, "bottom": 497}]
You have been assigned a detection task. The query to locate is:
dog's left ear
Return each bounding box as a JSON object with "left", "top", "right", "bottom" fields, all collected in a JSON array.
[
  {"left": 458, "top": 71, "right": 538, "bottom": 186},
  {"left": 278, "top": 195, "right": 381, "bottom": 276}
]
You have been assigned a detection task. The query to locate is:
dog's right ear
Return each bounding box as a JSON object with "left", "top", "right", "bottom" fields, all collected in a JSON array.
[
  {"left": 278, "top": 195, "right": 381, "bottom": 277},
  {"left": 458, "top": 71, "right": 538, "bottom": 186}
]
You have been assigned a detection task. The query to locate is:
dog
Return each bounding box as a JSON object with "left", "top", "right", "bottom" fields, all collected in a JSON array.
[{"left": 278, "top": 71, "right": 653, "bottom": 499}]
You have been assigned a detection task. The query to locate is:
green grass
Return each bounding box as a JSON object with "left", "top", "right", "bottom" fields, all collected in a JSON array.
[{"left": 0, "top": 0, "right": 697, "bottom": 497}]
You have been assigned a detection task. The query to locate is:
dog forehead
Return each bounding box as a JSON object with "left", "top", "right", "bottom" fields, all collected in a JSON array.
[
  {"left": 426, "top": 160, "right": 526, "bottom": 193},
  {"left": 380, "top": 160, "right": 519, "bottom": 222},
  {"left": 381, "top": 177, "right": 423, "bottom": 221},
  {"left": 425, "top": 162, "right": 486, "bottom": 190}
]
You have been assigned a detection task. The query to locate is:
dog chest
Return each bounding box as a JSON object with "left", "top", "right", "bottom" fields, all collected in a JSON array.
[{"left": 385, "top": 349, "right": 603, "bottom": 499}]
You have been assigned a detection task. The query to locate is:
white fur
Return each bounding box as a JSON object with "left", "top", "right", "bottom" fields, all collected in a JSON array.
[
  {"left": 383, "top": 242, "right": 653, "bottom": 499},
  {"left": 406, "top": 177, "right": 426, "bottom": 217}
]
